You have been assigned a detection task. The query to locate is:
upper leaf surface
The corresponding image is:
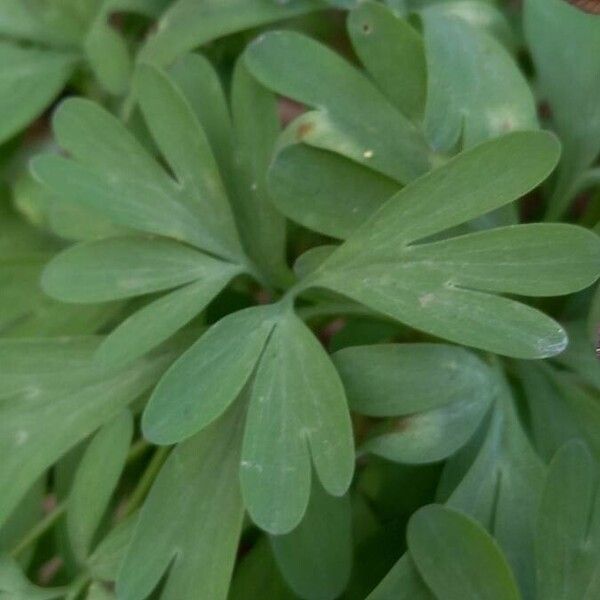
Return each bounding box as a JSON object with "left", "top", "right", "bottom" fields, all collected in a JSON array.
[
  {"left": 241, "top": 309, "right": 355, "bottom": 533},
  {"left": 118, "top": 407, "right": 244, "bottom": 600},
  {"left": 408, "top": 505, "right": 520, "bottom": 600},
  {"left": 245, "top": 30, "right": 431, "bottom": 184}
]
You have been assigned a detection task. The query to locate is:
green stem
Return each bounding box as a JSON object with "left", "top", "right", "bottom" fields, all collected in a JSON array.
[
  {"left": 122, "top": 446, "right": 170, "bottom": 518},
  {"left": 10, "top": 501, "right": 66, "bottom": 559},
  {"left": 126, "top": 438, "right": 150, "bottom": 464}
]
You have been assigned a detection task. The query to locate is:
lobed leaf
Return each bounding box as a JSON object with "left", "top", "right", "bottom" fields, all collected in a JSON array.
[
  {"left": 536, "top": 440, "right": 600, "bottom": 599},
  {"left": 117, "top": 407, "right": 245, "bottom": 600},
  {"left": 0, "top": 337, "right": 174, "bottom": 527},
  {"left": 241, "top": 309, "right": 354, "bottom": 534},
  {"left": 348, "top": 1, "right": 427, "bottom": 122},
  {"left": 42, "top": 237, "right": 230, "bottom": 303},
  {"left": 270, "top": 481, "right": 352, "bottom": 600},
  {"left": 408, "top": 505, "right": 520, "bottom": 600},
  {"left": 142, "top": 305, "right": 277, "bottom": 445},
  {"left": 0, "top": 42, "right": 76, "bottom": 144},
  {"left": 422, "top": 7, "right": 537, "bottom": 151},
  {"left": 245, "top": 30, "right": 431, "bottom": 184},
  {"left": 67, "top": 411, "right": 133, "bottom": 563}
]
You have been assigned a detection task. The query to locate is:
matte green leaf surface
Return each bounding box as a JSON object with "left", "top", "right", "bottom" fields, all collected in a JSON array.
[
  {"left": 67, "top": 411, "right": 132, "bottom": 563},
  {"left": 422, "top": 7, "right": 537, "bottom": 151},
  {"left": 335, "top": 344, "right": 493, "bottom": 464},
  {"left": 31, "top": 99, "right": 235, "bottom": 255},
  {"left": 0, "top": 42, "right": 75, "bottom": 144},
  {"left": 117, "top": 407, "right": 245, "bottom": 600},
  {"left": 408, "top": 505, "right": 520, "bottom": 600},
  {"left": 95, "top": 271, "right": 239, "bottom": 368},
  {"left": 0, "top": 337, "right": 173, "bottom": 527},
  {"left": 310, "top": 132, "right": 591, "bottom": 358},
  {"left": 230, "top": 59, "right": 289, "bottom": 285},
  {"left": 268, "top": 144, "right": 398, "bottom": 239},
  {"left": 442, "top": 368, "right": 544, "bottom": 597},
  {"left": 139, "top": 0, "right": 325, "bottom": 66},
  {"left": 143, "top": 305, "right": 276, "bottom": 445},
  {"left": 335, "top": 344, "right": 493, "bottom": 416},
  {"left": 0, "top": 556, "right": 65, "bottom": 599},
  {"left": 241, "top": 309, "right": 354, "bottom": 534},
  {"left": 525, "top": 0, "right": 600, "bottom": 219},
  {"left": 245, "top": 30, "right": 431, "bottom": 184},
  {"left": 348, "top": 2, "right": 426, "bottom": 122},
  {"left": 270, "top": 481, "right": 352, "bottom": 600},
  {"left": 42, "top": 237, "right": 231, "bottom": 303},
  {"left": 135, "top": 63, "right": 243, "bottom": 262},
  {"left": 536, "top": 441, "right": 600, "bottom": 600}
]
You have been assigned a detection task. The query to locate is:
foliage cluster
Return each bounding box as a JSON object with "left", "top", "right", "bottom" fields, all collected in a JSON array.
[{"left": 1, "top": 0, "right": 600, "bottom": 599}]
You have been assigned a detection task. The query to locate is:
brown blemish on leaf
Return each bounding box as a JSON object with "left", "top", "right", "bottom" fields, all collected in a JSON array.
[
  {"left": 296, "top": 121, "right": 315, "bottom": 141},
  {"left": 392, "top": 416, "right": 413, "bottom": 433}
]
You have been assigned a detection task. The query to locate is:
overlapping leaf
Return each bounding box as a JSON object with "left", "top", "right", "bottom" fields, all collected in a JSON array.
[
  {"left": 525, "top": 0, "right": 600, "bottom": 219},
  {"left": 117, "top": 406, "right": 245, "bottom": 600},
  {"left": 67, "top": 411, "right": 133, "bottom": 564},
  {"left": 536, "top": 441, "right": 600, "bottom": 599},
  {"left": 245, "top": 28, "right": 432, "bottom": 185},
  {"left": 144, "top": 304, "right": 354, "bottom": 534},
  {"left": 439, "top": 367, "right": 544, "bottom": 597},
  {"left": 422, "top": 5, "right": 538, "bottom": 151},
  {"left": 270, "top": 480, "right": 352, "bottom": 600},
  {"left": 0, "top": 337, "right": 174, "bottom": 528},
  {"left": 139, "top": 0, "right": 326, "bottom": 65},
  {"left": 32, "top": 62, "right": 255, "bottom": 365},
  {"left": 305, "top": 132, "right": 600, "bottom": 358},
  {"left": 0, "top": 42, "right": 76, "bottom": 144},
  {"left": 334, "top": 344, "right": 493, "bottom": 463},
  {"left": 407, "top": 505, "right": 521, "bottom": 600}
]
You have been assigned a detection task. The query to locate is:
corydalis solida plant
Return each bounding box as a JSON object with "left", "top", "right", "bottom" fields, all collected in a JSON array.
[{"left": 0, "top": 0, "right": 600, "bottom": 599}]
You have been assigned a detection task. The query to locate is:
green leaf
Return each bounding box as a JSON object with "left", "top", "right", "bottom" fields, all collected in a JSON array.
[
  {"left": 408, "top": 505, "right": 520, "bottom": 600},
  {"left": 231, "top": 58, "right": 289, "bottom": 285},
  {"left": 525, "top": 0, "right": 600, "bottom": 219},
  {"left": 229, "top": 537, "right": 296, "bottom": 600},
  {"left": 241, "top": 309, "right": 354, "bottom": 533},
  {"left": 87, "top": 513, "right": 137, "bottom": 583},
  {"left": 0, "top": 337, "right": 173, "bottom": 527},
  {"left": 143, "top": 305, "right": 277, "bottom": 445},
  {"left": 135, "top": 63, "right": 243, "bottom": 262},
  {"left": 520, "top": 364, "right": 600, "bottom": 463},
  {"left": 422, "top": 7, "right": 537, "bottom": 151},
  {"left": 31, "top": 99, "right": 228, "bottom": 254},
  {"left": 168, "top": 53, "right": 235, "bottom": 188},
  {"left": 245, "top": 30, "right": 431, "bottom": 184},
  {"left": 311, "top": 132, "right": 582, "bottom": 358},
  {"left": 347, "top": 1, "right": 426, "bottom": 122},
  {"left": 86, "top": 582, "right": 115, "bottom": 600},
  {"left": 42, "top": 237, "right": 230, "bottom": 303},
  {"left": 367, "top": 555, "right": 434, "bottom": 600},
  {"left": 399, "top": 224, "right": 600, "bottom": 296},
  {"left": 0, "top": 41, "right": 76, "bottom": 144},
  {"left": 117, "top": 407, "right": 245, "bottom": 600},
  {"left": 536, "top": 440, "right": 600, "bottom": 600},
  {"left": 334, "top": 344, "right": 493, "bottom": 416},
  {"left": 334, "top": 344, "right": 493, "bottom": 464},
  {"left": 0, "top": 556, "right": 65, "bottom": 600},
  {"left": 95, "top": 271, "right": 240, "bottom": 368},
  {"left": 441, "top": 367, "right": 544, "bottom": 598},
  {"left": 554, "top": 320, "right": 600, "bottom": 392},
  {"left": 67, "top": 411, "right": 133, "bottom": 563},
  {"left": 270, "top": 480, "right": 352, "bottom": 600},
  {"left": 268, "top": 144, "right": 398, "bottom": 239},
  {"left": 140, "top": 0, "right": 325, "bottom": 66},
  {"left": 84, "top": 16, "right": 131, "bottom": 96}
]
